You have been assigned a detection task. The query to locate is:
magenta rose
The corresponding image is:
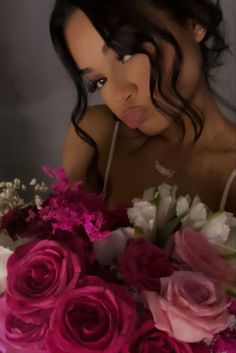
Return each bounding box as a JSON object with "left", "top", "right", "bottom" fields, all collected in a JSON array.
[
  {"left": 46, "top": 276, "right": 136, "bottom": 353},
  {"left": 190, "top": 342, "right": 212, "bottom": 353},
  {"left": 228, "top": 299, "right": 236, "bottom": 315},
  {"left": 213, "top": 334, "right": 236, "bottom": 353},
  {"left": 6, "top": 239, "right": 82, "bottom": 315},
  {"left": 0, "top": 295, "right": 47, "bottom": 353},
  {"left": 121, "top": 317, "right": 193, "bottom": 353},
  {"left": 145, "top": 271, "right": 229, "bottom": 343},
  {"left": 118, "top": 238, "right": 173, "bottom": 292},
  {"left": 173, "top": 229, "right": 235, "bottom": 283},
  {"left": 4, "top": 312, "right": 48, "bottom": 352}
]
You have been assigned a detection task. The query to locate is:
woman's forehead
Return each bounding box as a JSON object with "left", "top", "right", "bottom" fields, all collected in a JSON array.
[{"left": 64, "top": 10, "right": 106, "bottom": 68}]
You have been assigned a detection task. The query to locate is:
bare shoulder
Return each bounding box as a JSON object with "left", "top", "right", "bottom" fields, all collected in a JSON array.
[
  {"left": 79, "top": 104, "right": 116, "bottom": 145},
  {"left": 62, "top": 104, "right": 115, "bottom": 185}
]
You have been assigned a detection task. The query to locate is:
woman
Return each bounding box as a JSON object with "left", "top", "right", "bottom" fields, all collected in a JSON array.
[{"left": 50, "top": 0, "right": 236, "bottom": 212}]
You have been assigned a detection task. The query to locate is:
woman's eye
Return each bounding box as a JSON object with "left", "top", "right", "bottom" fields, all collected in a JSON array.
[
  {"left": 87, "top": 78, "right": 106, "bottom": 93},
  {"left": 116, "top": 53, "right": 133, "bottom": 63}
]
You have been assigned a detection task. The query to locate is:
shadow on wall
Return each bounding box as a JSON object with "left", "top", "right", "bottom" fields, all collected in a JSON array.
[{"left": 0, "top": 0, "right": 76, "bottom": 185}]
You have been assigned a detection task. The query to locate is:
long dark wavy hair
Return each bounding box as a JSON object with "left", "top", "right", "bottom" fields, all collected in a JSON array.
[{"left": 50, "top": 0, "right": 230, "bottom": 178}]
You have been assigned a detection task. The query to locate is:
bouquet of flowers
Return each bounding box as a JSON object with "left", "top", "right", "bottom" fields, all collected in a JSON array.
[{"left": 0, "top": 167, "right": 235, "bottom": 353}]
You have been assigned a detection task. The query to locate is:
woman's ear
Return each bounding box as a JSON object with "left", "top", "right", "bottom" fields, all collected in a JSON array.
[{"left": 187, "top": 19, "right": 207, "bottom": 43}]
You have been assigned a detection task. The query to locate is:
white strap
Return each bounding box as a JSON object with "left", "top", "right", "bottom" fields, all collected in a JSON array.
[
  {"left": 102, "top": 120, "right": 120, "bottom": 195},
  {"left": 220, "top": 169, "right": 236, "bottom": 210}
]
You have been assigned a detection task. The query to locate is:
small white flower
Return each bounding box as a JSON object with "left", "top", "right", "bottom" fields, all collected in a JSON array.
[
  {"left": 30, "top": 178, "right": 37, "bottom": 186},
  {"left": 228, "top": 314, "right": 236, "bottom": 329},
  {"left": 13, "top": 178, "right": 21, "bottom": 188},
  {"left": 35, "top": 194, "right": 43, "bottom": 209},
  {"left": 39, "top": 182, "right": 48, "bottom": 192}
]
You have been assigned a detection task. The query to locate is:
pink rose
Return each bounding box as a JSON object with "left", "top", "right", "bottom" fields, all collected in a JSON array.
[
  {"left": 145, "top": 271, "right": 229, "bottom": 343},
  {"left": 118, "top": 238, "right": 173, "bottom": 292},
  {"left": 121, "top": 317, "right": 193, "bottom": 353},
  {"left": 174, "top": 229, "right": 235, "bottom": 283},
  {"left": 46, "top": 276, "right": 136, "bottom": 353},
  {"left": 6, "top": 239, "right": 82, "bottom": 316}
]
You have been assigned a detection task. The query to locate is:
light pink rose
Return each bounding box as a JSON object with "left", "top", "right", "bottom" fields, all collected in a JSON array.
[
  {"left": 46, "top": 276, "right": 136, "bottom": 353},
  {"left": 145, "top": 271, "right": 229, "bottom": 343},
  {"left": 118, "top": 238, "right": 174, "bottom": 292},
  {"left": 174, "top": 229, "right": 235, "bottom": 283},
  {"left": 6, "top": 239, "right": 82, "bottom": 316}
]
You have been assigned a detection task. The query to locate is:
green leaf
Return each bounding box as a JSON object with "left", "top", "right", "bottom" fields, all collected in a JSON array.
[
  {"left": 207, "top": 210, "right": 224, "bottom": 222},
  {"left": 224, "top": 283, "right": 236, "bottom": 298},
  {"left": 155, "top": 211, "right": 187, "bottom": 247},
  {"left": 150, "top": 193, "right": 160, "bottom": 207},
  {"left": 216, "top": 244, "right": 236, "bottom": 260},
  {"left": 134, "top": 226, "right": 145, "bottom": 235}
]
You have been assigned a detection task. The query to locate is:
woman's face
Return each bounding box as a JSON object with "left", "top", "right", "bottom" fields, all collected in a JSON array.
[{"left": 65, "top": 9, "right": 206, "bottom": 136}]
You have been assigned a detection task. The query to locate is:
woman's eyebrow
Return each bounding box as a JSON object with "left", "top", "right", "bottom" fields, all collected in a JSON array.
[
  {"left": 79, "top": 67, "right": 93, "bottom": 75},
  {"left": 79, "top": 43, "right": 109, "bottom": 75}
]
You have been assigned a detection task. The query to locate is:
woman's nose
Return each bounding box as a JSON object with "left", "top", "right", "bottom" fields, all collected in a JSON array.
[{"left": 108, "top": 78, "right": 136, "bottom": 104}]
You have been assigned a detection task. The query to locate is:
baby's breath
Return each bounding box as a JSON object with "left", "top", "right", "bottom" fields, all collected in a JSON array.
[{"left": 0, "top": 177, "right": 48, "bottom": 214}]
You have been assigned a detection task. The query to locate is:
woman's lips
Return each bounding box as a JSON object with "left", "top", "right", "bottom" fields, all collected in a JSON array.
[{"left": 121, "top": 107, "right": 147, "bottom": 129}]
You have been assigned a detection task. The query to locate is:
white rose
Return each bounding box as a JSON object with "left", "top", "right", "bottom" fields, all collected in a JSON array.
[
  {"left": 93, "top": 227, "right": 134, "bottom": 265},
  {"left": 0, "top": 245, "right": 13, "bottom": 294},
  {"left": 201, "top": 211, "right": 236, "bottom": 245},
  {"left": 0, "top": 229, "right": 29, "bottom": 251}
]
